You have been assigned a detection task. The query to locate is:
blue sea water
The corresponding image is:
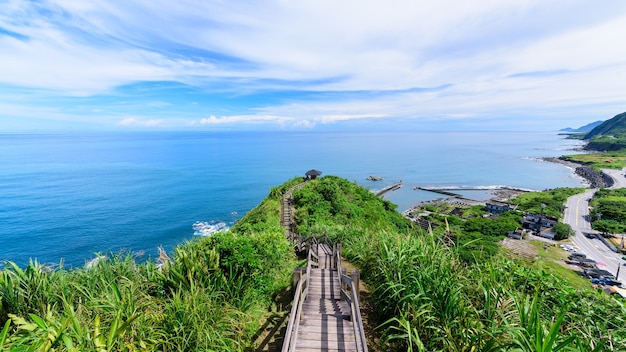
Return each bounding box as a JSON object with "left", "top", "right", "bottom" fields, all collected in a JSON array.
[{"left": 0, "top": 131, "right": 587, "bottom": 267}]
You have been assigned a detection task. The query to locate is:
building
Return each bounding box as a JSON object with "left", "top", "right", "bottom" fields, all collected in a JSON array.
[
  {"left": 485, "top": 201, "right": 517, "bottom": 214},
  {"left": 305, "top": 169, "right": 322, "bottom": 180},
  {"left": 522, "top": 213, "right": 558, "bottom": 231}
]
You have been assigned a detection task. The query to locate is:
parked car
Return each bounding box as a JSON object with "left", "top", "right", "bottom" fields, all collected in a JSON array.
[
  {"left": 584, "top": 232, "right": 596, "bottom": 239},
  {"left": 591, "top": 277, "right": 622, "bottom": 287},
  {"left": 584, "top": 268, "right": 615, "bottom": 279}
]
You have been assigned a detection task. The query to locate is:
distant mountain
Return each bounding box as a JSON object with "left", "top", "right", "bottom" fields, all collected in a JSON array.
[
  {"left": 585, "top": 112, "right": 626, "bottom": 139},
  {"left": 560, "top": 120, "right": 604, "bottom": 133}
]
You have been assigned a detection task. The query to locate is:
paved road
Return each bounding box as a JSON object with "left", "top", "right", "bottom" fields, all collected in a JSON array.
[
  {"left": 602, "top": 167, "right": 626, "bottom": 188},
  {"left": 564, "top": 167, "right": 626, "bottom": 281}
]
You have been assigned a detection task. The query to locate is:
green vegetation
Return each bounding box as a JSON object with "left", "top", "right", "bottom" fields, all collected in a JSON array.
[
  {"left": 291, "top": 177, "right": 625, "bottom": 350},
  {"left": 590, "top": 188, "right": 626, "bottom": 235},
  {"left": 585, "top": 112, "right": 626, "bottom": 140},
  {"left": 2, "top": 175, "right": 625, "bottom": 351},
  {"left": 526, "top": 242, "right": 592, "bottom": 290},
  {"left": 0, "top": 178, "right": 300, "bottom": 351},
  {"left": 553, "top": 222, "right": 574, "bottom": 240},
  {"left": 509, "top": 187, "right": 585, "bottom": 218},
  {"left": 561, "top": 111, "right": 626, "bottom": 170},
  {"left": 561, "top": 151, "right": 626, "bottom": 171}
]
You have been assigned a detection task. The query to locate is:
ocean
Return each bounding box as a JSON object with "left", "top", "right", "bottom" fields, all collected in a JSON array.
[{"left": 0, "top": 131, "right": 587, "bottom": 267}]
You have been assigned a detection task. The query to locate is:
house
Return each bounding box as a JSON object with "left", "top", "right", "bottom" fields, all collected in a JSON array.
[
  {"left": 522, "top": 213, "right": 558, "bottom": 231},
  {"left": 485, "top": 201, "right": 517, "bottom": 214},
  {"left": 507, "top": 227, "right": 527, "bottom": 240}
]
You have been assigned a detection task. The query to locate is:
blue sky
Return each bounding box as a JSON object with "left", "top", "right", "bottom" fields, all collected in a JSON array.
[{"left": 1, "top": 1, "right": 626, "bottom": 132}]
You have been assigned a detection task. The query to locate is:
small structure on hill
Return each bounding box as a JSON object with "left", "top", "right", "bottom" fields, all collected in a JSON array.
[
  {"left": 507, "top": 227, "right": 527, "bottom": 240},
  {"left": 485, "top": 200, "right": 517, "bottom": 214},
  {"left": 522, "top": 213, "right": 558, "bottom": 231},
  {"left": 305, "top": 169, "right": 322, "bottom": 180}
]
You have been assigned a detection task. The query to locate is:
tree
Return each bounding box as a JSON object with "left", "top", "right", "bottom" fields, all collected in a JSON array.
[{"left": 553, "top": 222, "right": 573, "bottom": 240}]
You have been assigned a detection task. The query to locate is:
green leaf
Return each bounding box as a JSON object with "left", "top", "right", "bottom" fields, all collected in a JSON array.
[
  {"left": 0, "top": 320, "right": 11, "bottom": 346},
  {"left": 29, "top": 313, "right": 47, "bottom": 330},
  {"left": 62, "top": 334, "right": 75, "bottom": 350},
  {"left": 111, "top": 282, "right": 122, "bottom": 302},
  {"left": 8, "top": 314, "right": 37, "bottom": 332}
]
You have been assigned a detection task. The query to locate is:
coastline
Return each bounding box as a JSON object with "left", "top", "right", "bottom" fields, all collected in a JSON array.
[
  {"left": 402, "top": 155, "right": 602, "bottom": 217},
  {"left": 541, "top": 156, "right": 614, "bottom": 188}
]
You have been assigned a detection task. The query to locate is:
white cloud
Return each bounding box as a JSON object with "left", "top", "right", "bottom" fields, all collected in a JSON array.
[
  {"left": 197, "top": 114, "right": 294, "bottom": 125},
  {"left": 118, "top": 117, "right": 163, "bottom": 127},
  {"left": 1, "top": 0, "right": 626, "bottom": 130}
]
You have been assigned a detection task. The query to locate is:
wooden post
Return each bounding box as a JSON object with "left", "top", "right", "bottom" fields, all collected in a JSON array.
[
  {"left": 352, "top": 269, "right": 360, "bottom": 303},
  {"left": 332, "top": 243, "right": 337, "bottom": 269},
  {"left": 293, "top": 268, "right": 303, "bottom": 294},
  {"left": 336, "top": 243, "right": 342, "bottom": 270},
  {"left": 341, "top": 268, "right": 347, "bottom": 301}
]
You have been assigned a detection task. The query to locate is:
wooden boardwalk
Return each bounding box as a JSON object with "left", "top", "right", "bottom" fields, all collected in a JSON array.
[
  {"left": 294, "top": 245, "right": 359, "bottom": 352},
  {"left": 281, "top": 182, "right": 367, "bottom": 352}
]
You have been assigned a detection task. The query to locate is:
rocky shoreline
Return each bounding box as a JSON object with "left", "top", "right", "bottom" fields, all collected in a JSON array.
[
  {"left": 541, "top": 157, "right": 614, "bottom": 188},
  {"left": 403, "top": 156, "right": 612, "bottom": 217}
]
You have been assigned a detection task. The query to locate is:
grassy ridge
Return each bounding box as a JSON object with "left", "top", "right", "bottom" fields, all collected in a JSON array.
[
  {"left": 2, "top": 175, "right": 625, "bottom": 350},
  {"left": 0, "top": 179, "right": 301, "bottom": 351},
  {"left": 292, "top": 177, "right": 626, "bottom": 351}
]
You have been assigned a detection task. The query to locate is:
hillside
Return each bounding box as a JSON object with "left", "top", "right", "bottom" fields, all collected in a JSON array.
[
  {"left": 582, "top": 112, "right": 626, "bottom": 152},
  {"left": 560, "top": 120, "right": 604, "bottom": 133},
  {"left": 288, "top": 177, "right": 626, "bottom": 351},
  {"left": 586, "top": 112, "right": 626, "bottom": 139},
  {"left": 1, "top": 176, "right": 625, "bottom": 351}
]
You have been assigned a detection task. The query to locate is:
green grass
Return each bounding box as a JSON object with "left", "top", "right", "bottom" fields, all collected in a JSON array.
[
  {"left": 288, "top": 177, "right": 626, "bottom": 350},
  {"left": 525, "top": 241, "right": 592, "bottom": 290},
  {"left": 3, "top": 175, "right": 626, "bottom": 351},
  {"left": 562, "top": 151, "right": 626, "bottom": 171},
  {"left": 1, "top": 179, "right": 299, "bottom": 351}
]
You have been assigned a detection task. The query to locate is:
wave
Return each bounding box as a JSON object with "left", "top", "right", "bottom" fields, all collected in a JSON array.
[
  {"left": 193, "top": 221, "right": 229, "bottom": 236},
  {"left": 85, "top": 255, "right": 106, "bottom": 270}
]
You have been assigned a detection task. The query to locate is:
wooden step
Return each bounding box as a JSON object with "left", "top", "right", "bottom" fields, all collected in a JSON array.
[
  {"left": 297, "top": 331, "right": 356, "bottom": 342},
  {"left": 295, "top": 337, "right": 359, "bottom": 351},
  {"left": 302, "top": 300, "right": 350, "bottom": 311}
]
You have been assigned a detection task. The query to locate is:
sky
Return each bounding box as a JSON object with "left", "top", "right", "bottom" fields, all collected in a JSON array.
[{"left": 1, "top": 1, "right": 626, "bottom": 132}]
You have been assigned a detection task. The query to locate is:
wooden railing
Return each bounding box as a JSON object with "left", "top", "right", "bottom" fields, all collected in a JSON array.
[
  {"left": 282, "top": 237, "right": 318, "bottom": 352},
  {"left": 334, "top": 242, "right": 368, "bottom": 352},
  {"left": 281, "top": 182, "right": 307, "bottom": 247},
  {"left": 281, "top": 236, "right": 368, "bottom": 352}
]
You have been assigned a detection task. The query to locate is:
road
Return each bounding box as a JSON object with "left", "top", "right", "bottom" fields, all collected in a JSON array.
[{"left": 564, "top": 167, "right": 626, "bottom": 281}]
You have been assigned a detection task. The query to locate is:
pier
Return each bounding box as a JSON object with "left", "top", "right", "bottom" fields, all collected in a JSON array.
[
  {"left": 375, "top": 181, "right": 403, "bottom": 197},
  {"left": 413, "top": 186, "right": 463, "bottom": 198}
]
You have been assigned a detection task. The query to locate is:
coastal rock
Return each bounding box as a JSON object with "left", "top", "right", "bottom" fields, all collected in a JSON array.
[
  {"left": 542, "top": 157, "right": 614, "bottom": 188},
  {"left": 574, "top": 166, "right": 614, "bottom": 188},
  {"left": 367, "top": 175, "right": 383, "bottom": 181}
]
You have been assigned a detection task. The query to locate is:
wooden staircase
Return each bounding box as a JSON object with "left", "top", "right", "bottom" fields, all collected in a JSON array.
[
  {"left": 281, "top": 182, "right": 367, "bottom": 352},
  {"left": 294, "top": 244, "right": 358, "bottom": 352}
]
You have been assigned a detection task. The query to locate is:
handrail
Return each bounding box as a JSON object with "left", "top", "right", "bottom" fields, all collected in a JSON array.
[
  {"left": 280, "top": 194, "right": 368, "bottom": 352},
  {"left": 282, "top": 252, "right": 312, "bottom": 352},
  {"left": 282, "top": 237, "right": 318, "bottom": 352},
  {"left": 334, "top": 242, "right": 368, "bottom": 352},
  {"left": 281, "top": 273, "right": 304, "bottom": 352},
  {"left": 282, "top": 236, "right": 368, "bottom": 352}
]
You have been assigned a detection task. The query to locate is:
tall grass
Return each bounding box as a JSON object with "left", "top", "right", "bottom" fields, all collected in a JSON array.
[
  {"left": 3, "top": 176, "right": 625, "bottom": 350},
  {"left": 289, "top": 176, "right": 626, "bottom": 350},
  {"left": 1, "top": 186, "right": 297, "bottom": 351}
]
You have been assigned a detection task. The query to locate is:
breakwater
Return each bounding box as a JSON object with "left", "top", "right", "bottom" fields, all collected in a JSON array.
[
  {"left": 542, "top": 157, "right": 614, "bottom": 188},
  {"left": 375, "top": 181, "right": 403, "bottom": 196},
  {"left": 575, "top": 165, "right": 614, "bottom": 188}
]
